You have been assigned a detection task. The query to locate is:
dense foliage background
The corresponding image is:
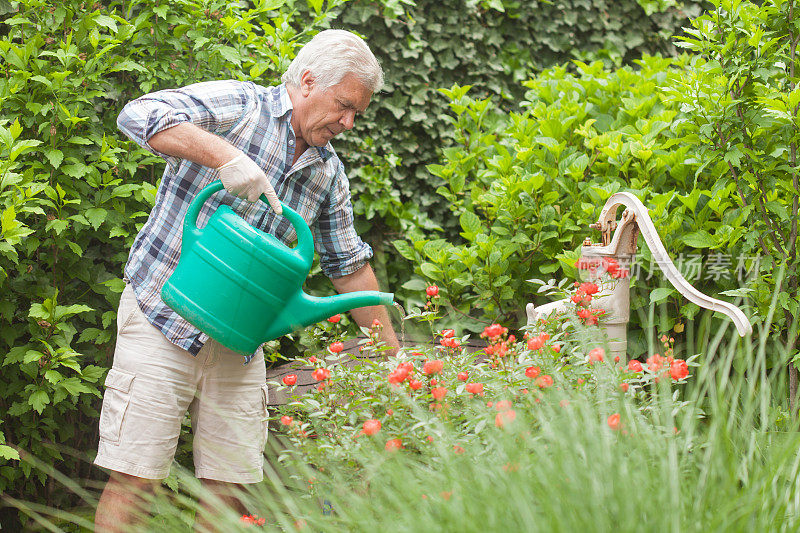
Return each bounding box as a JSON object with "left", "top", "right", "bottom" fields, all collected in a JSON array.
[{"left": 2, "top": 0, "right": 798, "bottom": 529}]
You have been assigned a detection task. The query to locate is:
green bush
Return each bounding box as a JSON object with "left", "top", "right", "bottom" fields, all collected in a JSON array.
[{"left": 396, "top": 0, "right": 798, "bottom": 369}]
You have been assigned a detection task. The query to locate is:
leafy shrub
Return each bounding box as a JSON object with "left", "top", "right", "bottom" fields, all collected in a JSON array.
[
  {"left": 395, "top": 0, "right": 798, "bottom": 372},
  {"left": 272, "top": 272, "right": 696, "bottom": 472}
]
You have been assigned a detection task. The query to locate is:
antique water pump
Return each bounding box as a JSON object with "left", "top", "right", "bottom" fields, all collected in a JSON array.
[{"left": 526, "top": 192, "right": 752, "bottom": 361}]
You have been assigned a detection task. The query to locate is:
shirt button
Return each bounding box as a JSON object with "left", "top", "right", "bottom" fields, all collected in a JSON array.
[{"left": 289, "top": 140, "right": 294, "bottom": 145}]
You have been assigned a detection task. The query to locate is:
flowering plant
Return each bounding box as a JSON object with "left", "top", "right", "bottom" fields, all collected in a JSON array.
[{"left": 271, "top": 277, "right": 698, "bottom": 482}]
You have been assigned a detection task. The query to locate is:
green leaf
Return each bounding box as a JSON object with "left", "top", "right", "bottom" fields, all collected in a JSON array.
[
  {"left": 308, "top": 0, "right": 323, "bottom": 14},
  {"left": 94, "top": 14, "right": 118, "bottom": 33},
  {"left": 0, "top": 445, "right": 19, "bottom": 461},
  {"left": 460, "top": 211, "right": 481, "bottom": 236},
  {"left": 23, "top": 350, "right": 45, "bottom": 364},
  {"left": 28, "top": 389, "right": 50, "bottom": 414},
  {"left": 9, "top": 119, "right": 22, "bottom": 139},
  {"left": 84, "top": 207, "right": 107, "bottom": 230},
  {"left": 45, "top": 149, "right": 64, "bottom": 169},
  {"left": 650, "top": 287, "right": 675, "bottom": 304},
  {"left": 59, "top": 377, "right": 92, "bottom": 396},
  {"left": 401, "top": 278, "right": 428, "bottom": 291},
  {"left": 153, "top": 4, "right": 168, "bottom": 18},
  {"left": 66, "top": 136, "right": 94, "bottom": 145},
  {"left": 217, "top": 46, "right": 242, "bottom": 66},
  {"left": 682, "top": 230, "right": 716, "bottom": 249}
]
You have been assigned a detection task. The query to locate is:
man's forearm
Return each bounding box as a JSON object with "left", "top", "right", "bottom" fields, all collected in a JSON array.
[
  {"left": 148, "top": 123, "right": 240, "bottom": 169},
  {"left": 330, "top": 263, "right": 400, "bottom": 355}
]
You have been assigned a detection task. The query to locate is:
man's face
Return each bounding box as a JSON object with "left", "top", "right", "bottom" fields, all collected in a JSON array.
[{"left": 293, "top": 72, "right": 372, "bottom": 147}]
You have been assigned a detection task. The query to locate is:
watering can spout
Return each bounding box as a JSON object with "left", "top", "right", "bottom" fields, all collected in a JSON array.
[{"left": 262, "top": 289, "right": 394, "bottom": 342}]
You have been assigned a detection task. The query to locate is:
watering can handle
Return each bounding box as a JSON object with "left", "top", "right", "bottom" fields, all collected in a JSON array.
[
  {"left": 184, "top": 180, "right": 314, "bottom": 264},
  {"left": 596, "top": 192, "right": 752, "bottom": 337}
]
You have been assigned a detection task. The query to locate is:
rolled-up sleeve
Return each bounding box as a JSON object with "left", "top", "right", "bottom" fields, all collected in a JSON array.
[
  {"left": 312, "top": 160, "right": 373, "bottom": 278},
  {"left": 116, "top": 80, "right": 256, "bottom": 170}
]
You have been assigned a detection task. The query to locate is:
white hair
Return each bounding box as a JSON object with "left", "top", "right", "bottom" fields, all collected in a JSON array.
[{"left": 282, "top": 29, "right": 383, "bottom": 93}]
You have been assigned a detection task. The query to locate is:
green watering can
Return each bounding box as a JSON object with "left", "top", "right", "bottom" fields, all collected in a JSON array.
[{"left": 161, "top": 180, "right": 394, "bottom": 356}]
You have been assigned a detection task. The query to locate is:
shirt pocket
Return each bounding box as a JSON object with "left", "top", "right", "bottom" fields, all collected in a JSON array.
[{"left": 99, "top": 369, "right": 136, "bottom": 445}]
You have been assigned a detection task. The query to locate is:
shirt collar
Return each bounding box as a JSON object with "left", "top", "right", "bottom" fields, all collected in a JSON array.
[{"left": 271, "top": 83, "right": 334, "bottom": 162}]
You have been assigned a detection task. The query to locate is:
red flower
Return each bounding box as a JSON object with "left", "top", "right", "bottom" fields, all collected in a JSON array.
[
  {"left": 441, "top": 329, "right": 455, "bottom": 338},
  {"left": 453, "top": 445, "right": 465, "bottom": 454},
  {"left": 432, "top": 387, "right": 448, "bottom": 400},
  {"left": 525, "top": 366, "right": 541, "bottom": 379},
  {"left": 361, "top": 419, "right": 381, "bottom": 436},
  {"left": 580, "top": 282, "right": 600, "bottom": 295},
  {"left": 426, "top": 285, "right": 439, "bottom": 297},
  {"left": 607, "top": 413, "right": 621, "bottom": 430},
  {"left": 409, "top": 379, "right": 423, "bottom": 390},
  {"left": 482, "top": 323, "right": 506, "bottom": 339},
  {"left": 385, "top": 438, "right": 403, "bottom": 451},
  {"left": 308, "top": 356, "right": 318, "bottom": 364},
  {"left": 551, "top": 344, "right": 561, "bottom": 353},
  {"left": 620, "top": 383, "right": 629, "bottom": 392},
  {"left": 328, "top": 342, "right": 344, "bottom": 354},
  {"left": 535, "top": 375, "right": 554, "bottom": 388},
  {"left": 327, "top": 314, "right": 342, "bottom": 323},
  {"left": 588, "top": 347, "right": 605, "bottom": 363},
  {"left": 495, "top": 409, "right": 517, "bottom": 428},
  {"left": 282, "top": 374, "right": 297, "bottom": 386},
  {"left": 527, "top": 336, "right": 545, "bottom": 350},
  {"left": 388, "top": 368, "right": 409, "bottom": 384},
  {"left": 440, "top": 337, "right": 461, "bottom": 349},
  {"left": 670, "top": 359, "right": 689, "bottom": 381},
  {"left": 646, "top": 353, "right": 665, "bottom": 372},
  {"left": 397, "top": 361, "right": 414, "bottom": 374},
  {"left": 457, "top": 371, "right": 469, "bottom": 381},
  {"left": 614, "top": 355, "right": 620, "bottom": 363},
  {"left": 423, "top": 359, "right": 444, "bottom": 375},
  {"left": 495, "top": 400, "right": 513, "bottom": 411},
  {"left": 628, "top": 360, "right": 643, "bottom": 372},
  {"left": 241, "top": 514, "right": 266, "bottom": 526},
  {"left": 603, "top": 257, "right": 620, "bottom": 275},
  {"left": 280, "top": 415, "right": 293, "bottom": 426},
  {"left": 465, "top": 382, "right": 484, "bottom": 396},
  {"left": 312, "top": 368, "right": 331, "bottom": 381},
  {"left": 371, "top": 319, "right": 382, "bottom": 328}
]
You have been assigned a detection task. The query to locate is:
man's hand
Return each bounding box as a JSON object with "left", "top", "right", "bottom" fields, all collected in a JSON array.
[
  {"left": 217, "top": 151, "right": 282, "bottom": 214},
  {"left": 330, "top": 263, "right": 400, "bottom": 357}
]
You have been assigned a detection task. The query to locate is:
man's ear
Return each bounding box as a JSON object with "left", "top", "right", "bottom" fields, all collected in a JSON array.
[{"left": 299, "top": 70, "right": 315, "bottom": 97}]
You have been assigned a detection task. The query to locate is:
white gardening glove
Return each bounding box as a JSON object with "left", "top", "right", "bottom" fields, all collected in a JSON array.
[{"left": 217, "top": 151, "right": 282, "bottom": 215}]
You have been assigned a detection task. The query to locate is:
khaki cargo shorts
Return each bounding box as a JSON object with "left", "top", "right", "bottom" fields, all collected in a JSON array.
[{"left": 94, "top": 284, "right": 268, "bottom": 483}]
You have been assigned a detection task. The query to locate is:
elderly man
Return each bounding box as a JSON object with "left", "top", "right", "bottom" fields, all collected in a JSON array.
[{"left": 94, "top": 30, "right": 399, "bottom": 531}]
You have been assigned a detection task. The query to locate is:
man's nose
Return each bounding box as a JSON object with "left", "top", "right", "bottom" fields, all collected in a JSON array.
[{"left": 339, "top": 110, "right": 356, "bottom": 130}]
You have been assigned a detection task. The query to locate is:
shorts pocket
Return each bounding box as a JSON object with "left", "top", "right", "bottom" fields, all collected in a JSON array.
[
  {"left": 99, "top": 369, "right": 136, "bottom": 445},
  {"left": 117, "top": 285, "right": 139, "bottom": 337},
  {"left": 260, "top": 384, "right": 269, "bottom": 446}
]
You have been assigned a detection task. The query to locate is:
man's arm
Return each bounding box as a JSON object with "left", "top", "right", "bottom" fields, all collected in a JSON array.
[
  {"left": 330, "top": 263, "right": 400, "bottom": 357},
  {"left": 148, "top": 123, "right": 239, "bottom": 169}
]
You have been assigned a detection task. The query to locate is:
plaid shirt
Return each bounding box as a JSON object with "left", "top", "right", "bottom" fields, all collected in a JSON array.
[{"left": 117, "top": 80, "right": 372, "bottom": 363}]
